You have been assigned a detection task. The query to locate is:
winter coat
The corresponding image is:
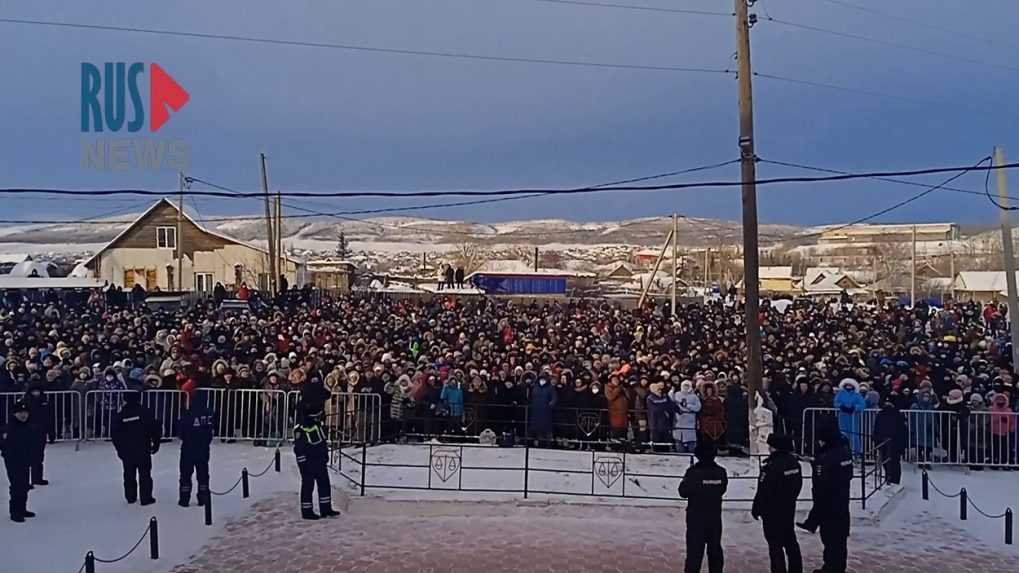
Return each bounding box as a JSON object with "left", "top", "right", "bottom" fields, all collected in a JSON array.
[
  {"left": 669, "top": 389, "right": 700, "bottom": 443},
  {"left": 440, "top": 383, "right": 464, "bottom": 417},
  {"left": 750, "top": 393, "right": 775, "bottom": 455},
  {"left": 604, "top": 383, "right": 630, "bottom": 429},
  {"left": 180, "top": 397, "right": 215, "bottom": 458},
  {"left": 723, "top": 385, "right": 747, "bottom": 445},
  {"left": 528, "top": 383, "right": 558, "bottom": 434},
  {"left": 872, "top": 404, "right": 906, "bottom": 452},
  {"left": 646, "top": 392, "right": 673, "bottom": 442},
  {"left": 909, "top": 396, "right": 938, "bottom": 449},
  {"left": 0, "top": 417, "right": 34, "bottom": 467},
  {"left": 111, "top": 399, "right": 161, "bottom": 461},
  {"left": 699, "top": 393, "right": 727, "bottom": 441},
  {"left": 989, "top": 400, "right": 1017, "bottom": 437},
  {"left": 384, "top": 379, "right": 413, "bottom": 420},
  {"left": 834, "top": 388, "right": 867, "bottom": 454}
]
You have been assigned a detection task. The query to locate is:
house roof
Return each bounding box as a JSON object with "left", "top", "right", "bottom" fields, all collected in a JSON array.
[
  {"left": 8, "top": 260, "right": 53, "bottom": 278},
  {"left": 759, "top": 266, "right": 794, "bottom": 280},
  {"left": 953, "top": 271, "right": 1019, "bottom": 293},
  {"left": 83, "top": 199, "right": 301, "bottom": 267},
  {"left": 802, "top": 267, "right": 862, "bottom": 294},
  {"left": 0, "top": 254, "right": 31, "bottom": 265},
  {"left": 466, "top": 260, "right": 596, "bottom": 278}
]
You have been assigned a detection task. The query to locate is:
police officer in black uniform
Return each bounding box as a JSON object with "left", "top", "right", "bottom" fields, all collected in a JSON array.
[
  {"left": 178, "top": 392, "right": 214, "bottom": 507},
  {"left": 753, "top": 433, "right": 803, "bottom": 573},
  {"left": 25, "top": 384, "right": 50, "bottom": 487},
  {"left": 797, "top": 421, "right": 852, "bottom": 573},
  {"left": 678, "top": 442, "right": 728, "bottom": 573},
  {"left": 1, "top": 401, "right": 36, "bottom": 522},
  {"left": 294, "top": 399, "right": 339, "bottom": 520},
  {"left": 111, "top": 389, "right": 161, "bottom": 505}
]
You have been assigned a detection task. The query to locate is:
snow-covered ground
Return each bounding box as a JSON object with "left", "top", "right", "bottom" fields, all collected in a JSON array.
[
  {"left": 338, "top": 444, "right": 814, "bottom": 509},
  {"left": 0, "top": 442, "right": 298, "bottom": 573},
  {"left": 4, "top": 443, "right": 1014, "bottom": 573}
]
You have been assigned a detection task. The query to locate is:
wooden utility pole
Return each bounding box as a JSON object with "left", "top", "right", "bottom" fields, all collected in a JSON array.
[
  {"left": 949, "top": 246, "right": 955, "bottom": 300},
  {"left": 260, "top": 153, "right": 276, "bottom": 295},
  {"left": 735, "top": 0, "right": 763, "bottom": 432},
  {"left": 671, "top": 214, "right": 679, "bottom": 315},
  {"left": 911, "top": 224, "right": 917, "bottom": 307},
  {"left": 995, "top": 146, "right": 1019, "bottom": 371},
  {"left": 703, "top": 247, "right": 710, "bottom": 294},
  {"left": 176, "top": 172, "right": 185, "bottom": 292},
  {"left": 534, "top": 246, "right": 539, "bottom": 272},
  {"left": 276, "top": 191, "right": 284, "bottom": 286},
  {"left": 638, "top": 228, "right": 675, "bottom": 308}
]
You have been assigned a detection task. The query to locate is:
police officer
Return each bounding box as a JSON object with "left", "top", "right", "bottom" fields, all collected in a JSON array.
[
  {"left": 797, "top": 421, "right": 852, "bottom": 573},
  {"left": 678, "top": 442, "right": 728, "bottom": 573},
  {"left": 753, "top": 433, "right": 803, "bottom": 573},
  {"left": 178, "top": 392, "right": 214, "bottom": 508},
  {"left": 1, "top": 401, "right": 35, "bottom": 522},
  {"left": 111, "top": 389, "right": 161, "bottom": 505},
  {"left": 25, "top": 384, "right": 50, "bottom": 487},
  {"left": 293, "top": 399, "right": 339, "bottom": 520}
]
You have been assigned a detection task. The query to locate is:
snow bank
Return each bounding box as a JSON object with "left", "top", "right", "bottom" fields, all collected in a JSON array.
[{"left": 0, "top": 442, "right": 299, "bottom": 573}]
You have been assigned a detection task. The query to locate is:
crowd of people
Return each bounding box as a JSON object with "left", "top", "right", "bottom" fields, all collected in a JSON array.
[{"left": 0, "top": 293, "right": 1017, "bottom": 461}]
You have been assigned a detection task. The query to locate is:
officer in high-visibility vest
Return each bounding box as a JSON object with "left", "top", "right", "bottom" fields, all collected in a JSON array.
[{"left": 293, "top": 399, "right": 339, "bottom": 520}]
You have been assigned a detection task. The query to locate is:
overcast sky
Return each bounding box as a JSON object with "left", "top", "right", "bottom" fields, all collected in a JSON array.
[{"left": 1, "top": 0, "right": 1017, "bottom": 226}]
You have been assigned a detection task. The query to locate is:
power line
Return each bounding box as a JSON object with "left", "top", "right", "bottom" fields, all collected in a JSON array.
[
  {"left": 752, "top": 72, "right": 933, "bottom": 105},
  {"left": 757, "top": 158, "right": 1019, "bottom": 203},
  {"left": 0, "top": 17, "right": 733, "bottom": 75},
  {"left": 761, "top": 16, "right": 1019, "bottom": 74},
  {"left": 4, "top": 160, "right": 1018, "bottom": 199},
  {"left": 786, "top": 156, "right": 993, "bottom": 240},
  {"left": 529, "top": 0, "right": 732, "bottom": 17},
  {"left": 816, "top": 0, "right": 1012, "bottom": 49}
]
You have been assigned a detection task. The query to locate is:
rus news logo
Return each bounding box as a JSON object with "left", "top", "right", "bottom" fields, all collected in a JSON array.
[{"left": 80, "top": 62, "right": 191, "bottom": 171}]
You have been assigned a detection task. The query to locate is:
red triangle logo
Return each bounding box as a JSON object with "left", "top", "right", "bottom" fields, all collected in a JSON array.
[{"left": 149, "top": 63, "right": 189, "bottom": 132}]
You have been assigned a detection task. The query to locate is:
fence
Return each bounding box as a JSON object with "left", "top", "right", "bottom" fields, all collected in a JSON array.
[
  {"left": 0, "top": 389, "right": 380, "bottom": 444},
  {"left": 921, "top": 470, "right": 1013, "bottom": 545},
  {"left": 333, "top": 442, "right": 887, "bottom": 508},
  {"left": 1, "top": 391, "right": 82, "bottom": 443},
  {"left": 801, "top": 407, "right": 1019, "bottom": 469}
]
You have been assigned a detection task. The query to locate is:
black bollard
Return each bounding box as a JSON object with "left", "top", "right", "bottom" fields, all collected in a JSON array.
[
  {"left": 242, "top": 469, "right": 250, "bottom": 499},
  {"left": 960, "top": 488, "right": 968, "bottom": 521},
  {"left": 1006, "top": 509, "right": 1013, "bottom": 545},
  {"left": 84, "top": 552, "right": 95, "bottom": 573},
  {"left": 149, "top": 517, "right": 159, "bottom": 560},
  {"left": 274, "top": 449, "right": 281, "bottom": 473},
  {"left": 205, "top": 491, "right": 213, "bottom": 526},
  {"left": 922, "top": 471, "right": 929, "bottom": 501}
]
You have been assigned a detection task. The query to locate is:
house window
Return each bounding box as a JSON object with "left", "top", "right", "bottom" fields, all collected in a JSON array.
[
  {"left": 156, "top": 227, "right": 177, "bottom": 249},
  {"left": 194, "top": 273, "right": 214, "bottom": 292}
]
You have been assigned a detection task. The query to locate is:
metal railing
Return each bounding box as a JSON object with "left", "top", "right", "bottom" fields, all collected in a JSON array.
[
  {"left": 333, "top": 442, "right": 885, "bottom": 507},
  {"left": 802, "top": 407, "right": 1019, "bottom": 469},
  {"left": 0, "top": 391, "right": 83, "bottom": 442}
]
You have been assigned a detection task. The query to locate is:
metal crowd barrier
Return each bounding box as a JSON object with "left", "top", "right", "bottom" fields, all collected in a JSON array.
[
  {"left": 802, "top": 407, "right": 1019, "bottom": 469},
  {"left": 1, "top": 390, "right": 83, "bottom": 442}
]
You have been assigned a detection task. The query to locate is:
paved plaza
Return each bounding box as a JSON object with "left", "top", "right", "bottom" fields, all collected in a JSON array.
[{"left": 170, "top": 490, "right": 1014, "bottom": 573}]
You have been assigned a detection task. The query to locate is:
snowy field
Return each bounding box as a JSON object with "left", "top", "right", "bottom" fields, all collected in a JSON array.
[{"left": 0, "top": 442, "right": 298, "bottom": 573}]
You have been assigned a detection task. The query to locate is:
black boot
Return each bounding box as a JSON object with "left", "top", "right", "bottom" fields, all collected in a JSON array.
[
  {"left": 23, "top": 510, "right": 36, "bottom": 518},
  {"left": 11, "top": 514, "right": 25, "bottom": 523},
  {"left": 32, "top": 479, "right": 49, "bottom": 486},
  {"left": 140, "top": 498, "right": 156, "bottom": 506},
  {"left": 301, "top": 509, "right": 320, "bottom": 520},
  {"left": 178, "top": 495, "right": 189, "bottom": 508},
  {"left": 319, "top": 505, "right": 340, "bottom": 518}
]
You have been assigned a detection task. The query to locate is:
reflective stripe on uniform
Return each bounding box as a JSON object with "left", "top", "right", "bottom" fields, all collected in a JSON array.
[
  {"left": 122, "top": 416, "right": 140, "bottom": 422},
  {"left": 784, "top": 469, "right": 800, "bottom": 476}
]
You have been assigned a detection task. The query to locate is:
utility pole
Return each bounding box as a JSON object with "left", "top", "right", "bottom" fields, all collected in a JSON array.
[
  {"left": 949, "top": 246, "right": 955, "bottom": 300},
  {"left": 703, "top": 247, "right": 710, "bottom": 295},
  {"left": 259, "top": 153, "right": 276, "bottom": 296},
  {"left": 638, "top": 228, "right": 675, "bottom": 308},
  {"left": 176, "top": 172, "right": 185, "bottom": 292},
  {"left": 911, "top": 224, "right": 917, "bottom": 307},
  {"left": 995, "top": 146, "right": 1019, "bottom": 372},
  {"left": 276, "top": 190, "right": 284, "bottom": 287},
  {"left": 735, "top": 0, "right": 763, "bottom": 442},
  {"left": 534, "top": 246, "right": 539, "bottom": 272},
  {"left": 671, "top": 214, "right": 678, "bottom": 315}
]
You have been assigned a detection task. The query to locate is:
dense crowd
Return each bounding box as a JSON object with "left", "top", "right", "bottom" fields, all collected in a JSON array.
[{"left": 0, "top": 292, "right": 1017, "bottom": 465}]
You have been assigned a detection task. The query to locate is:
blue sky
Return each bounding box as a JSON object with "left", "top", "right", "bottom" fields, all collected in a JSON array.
[{"left": 1, "top": 0, "right": 1017, "bottom": 226}]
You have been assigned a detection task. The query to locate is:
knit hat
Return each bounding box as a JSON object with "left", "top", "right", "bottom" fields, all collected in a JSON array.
[
  {"left": 694, "top": 442, "right": 717, "bottom": 461},
  {"left": 946, "top": 389, "right": 964, "bottom": 405},
  {"left": 767, "top": 433, "right": 794, "bottom": 453}
]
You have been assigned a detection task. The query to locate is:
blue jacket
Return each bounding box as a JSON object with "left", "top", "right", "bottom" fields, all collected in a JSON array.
[
  {"left": 834, "top": 388, "right": 866, "bottom": 453},
  {"left": 528, "top": 383, "right": 558, "bottom": 434},
  {"left": 440, "top": 384, "right": 465, "bottom": 417}
]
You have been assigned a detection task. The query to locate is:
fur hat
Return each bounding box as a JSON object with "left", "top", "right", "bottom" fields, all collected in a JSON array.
[
  {"left": 839, "top": 378, "right": 859, "bottom": 392},
  {"left": 946, "top": 389, "right": 964, "bottom": 405}
]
